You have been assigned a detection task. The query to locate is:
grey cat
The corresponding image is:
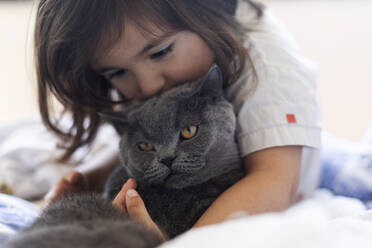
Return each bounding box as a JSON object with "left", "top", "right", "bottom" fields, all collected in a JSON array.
[
  {"left": 4, "top": 193, "right": 163, "bottom": 248},
  {"left": 103, "top": 65, "right": 245, "bottom": 238}
]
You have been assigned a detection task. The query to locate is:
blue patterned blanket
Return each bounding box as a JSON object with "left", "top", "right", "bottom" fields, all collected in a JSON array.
[
  {"left": 0, "top": 193, "right": 39, "bottom": 243},
  {"left": 320, "top": 127, "right": 372, "bottom": 208}
]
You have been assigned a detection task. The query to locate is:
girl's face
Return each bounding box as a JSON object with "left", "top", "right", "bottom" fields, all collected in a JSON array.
[{"left": 92, "top": 21, "right": 215, "bottom": 102}]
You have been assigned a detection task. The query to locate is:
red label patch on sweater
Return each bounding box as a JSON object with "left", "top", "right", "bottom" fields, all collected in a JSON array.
[{"left": 286, "top": 114, "right": 297, "bottom": 124}]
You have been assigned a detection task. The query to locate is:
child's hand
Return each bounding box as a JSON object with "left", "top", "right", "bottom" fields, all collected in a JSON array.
[
  {"left": 113, "top": 179, "right": 167, "bottom": 241},
  {"left": 43, "top": 171, "right": 88, "bottom": 207}
]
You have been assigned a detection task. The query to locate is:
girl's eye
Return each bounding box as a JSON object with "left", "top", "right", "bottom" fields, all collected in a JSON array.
[
  {"left": 138, "top": 143, "right": 154, "bottom": 152},
  {"left": 181, "top": 125, "right": 198, "bottom": 139},
  {"left": 150, "top": 43, "right": 174, "bottom": 60},
  {"left": 108, "top": 69, "right": 126, "bottom": 80}
]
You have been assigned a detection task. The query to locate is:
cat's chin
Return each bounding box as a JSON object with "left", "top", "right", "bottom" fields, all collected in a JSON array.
[{"left": 163, "top": 174, "right": 197, "bottom": 189}]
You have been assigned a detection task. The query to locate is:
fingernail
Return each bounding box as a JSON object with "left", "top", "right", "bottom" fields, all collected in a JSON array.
[
  {"left": 127, "top": 189, "right": 138, "bottom": 198},
  {"left": 128, "top": 178, "right": 137, "bottom": 187},
  {"left": 67, "top": 173, "right": 80, "bottom": 184}
]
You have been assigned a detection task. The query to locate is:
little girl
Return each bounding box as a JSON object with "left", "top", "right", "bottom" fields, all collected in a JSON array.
[{"left": 36, "top": 0, "right": 321, "bottom": 235}]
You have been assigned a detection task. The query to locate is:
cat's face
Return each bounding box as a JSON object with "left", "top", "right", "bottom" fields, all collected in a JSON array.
[{"left": 103, "top": 66, "right": 238, "bottom": 188}]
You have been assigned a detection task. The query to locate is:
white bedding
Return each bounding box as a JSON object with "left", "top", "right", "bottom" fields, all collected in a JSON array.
[
  {"left": 2, "top": 118, "right": 372, "bottom": 247},
  {"left": 0, "top": 117, "right": 118, "bottom": 200},
  {"left": 1, "top": 189, "right": 371, "bottom": 247},
  {"left": 161, "top": 190, "right": 372, "bottom": 248}
]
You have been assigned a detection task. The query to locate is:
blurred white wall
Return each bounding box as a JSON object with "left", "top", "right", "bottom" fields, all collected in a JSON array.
[
  {"left": 0, "top": 1, "right": 36, "bottom": 123},
  {"left": 1, "top": 0, "right": 372, "bottom": 141},
  {"left": 264, "top": 0, "right": 372, "bottom": 141}
]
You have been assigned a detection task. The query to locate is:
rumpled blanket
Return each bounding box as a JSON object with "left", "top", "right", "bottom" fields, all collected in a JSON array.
[
  {"left": 2, "top": 117, "right": 372, "bottom": 247},
  {"left": 0, "top": 117, "right": 119, "bottom": 200},
  {"left": 0, "top": 193, "right": 39, "bottom": 244},
  {"left": 1, "top": 190, "right": 371, "bottom": 247},
  {"left": 161, "top": 190, "right": 372, "bottom": 248},
  {"left": 320, "top": 126, "right": 372, "bottom": 207}
]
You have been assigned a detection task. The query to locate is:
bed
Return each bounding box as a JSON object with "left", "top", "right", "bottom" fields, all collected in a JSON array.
[{"left": 1, "top": 117, "right": 372, "bottom": 247}]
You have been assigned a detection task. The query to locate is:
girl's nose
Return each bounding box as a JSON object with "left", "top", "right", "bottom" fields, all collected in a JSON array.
[{"left": 135, "top": 68, "right": 166, "bottom": 98}]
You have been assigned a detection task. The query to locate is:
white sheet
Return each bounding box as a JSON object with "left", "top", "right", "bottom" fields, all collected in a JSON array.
[
  {"left": 161, "top": 190, "right": 372, "bottom": 248},
  {"left": 0, "top": 117, "right": 119, "bottom": 200},
  {"left": 2, "top": 118, "right": 372, "bottom": 247}
]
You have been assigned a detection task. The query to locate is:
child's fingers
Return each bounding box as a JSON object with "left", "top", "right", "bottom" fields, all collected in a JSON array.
[
  {"left": 66, "top": 171, "right": 86, "bottom": 186},
  {"left": 126, "top": 189, "right": 167, "bottom": 241},
  {"left": 112, "top": 178, "right": 137, "bottom": 213},
  {"left": 43, "top": 171, "right": 86, "bottom": 208},
  {"left": 43, "top": 185, "right": 62, "bottom": 208}
]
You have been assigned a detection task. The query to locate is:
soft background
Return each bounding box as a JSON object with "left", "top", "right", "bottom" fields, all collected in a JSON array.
[{"left": 1, "top": 0, "right": 372, "bottom": 141}]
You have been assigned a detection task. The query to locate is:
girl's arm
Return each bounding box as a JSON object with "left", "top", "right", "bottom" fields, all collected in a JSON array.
[
  {"left": 113, "top": 145, "right": 302, "bottom": 238},
  {"left": 193, "top": 145, "right": 302, "bottom": 227}
]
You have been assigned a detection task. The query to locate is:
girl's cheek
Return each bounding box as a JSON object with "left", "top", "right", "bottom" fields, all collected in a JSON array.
[{"left": 112, "top": 79, "right": 138, "bottom": 100}]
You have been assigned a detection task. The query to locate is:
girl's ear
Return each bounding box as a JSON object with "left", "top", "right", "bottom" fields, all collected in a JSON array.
[
  {"left": 190, "top": 64, "right": 224, "bottom": 98},
  {"left": 98, "top": 111, "right": 128, "bottom": 135}
]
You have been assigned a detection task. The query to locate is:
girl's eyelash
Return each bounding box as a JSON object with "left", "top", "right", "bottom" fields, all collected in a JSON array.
[
  {"left": 106, "top": 43, "right": 174, "bottom": 80},
  {"left": 150, "top": 43, "right": 174, "bottom": 60},
  {"left": 108, "top": 69, "right": 126, "bottom": 80}
]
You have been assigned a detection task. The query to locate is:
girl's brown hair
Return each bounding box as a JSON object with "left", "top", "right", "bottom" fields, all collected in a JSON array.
[{"left": 34, "top": 0, "right": 263, "bottom": 162}]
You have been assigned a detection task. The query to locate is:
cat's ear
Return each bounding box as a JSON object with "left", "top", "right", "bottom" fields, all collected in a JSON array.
[
  {"left": 190, "top": 64, "right": 224, "bottom": 98},
  {"left": 98, "top": 111, "right": 128, "bottom": 135}
]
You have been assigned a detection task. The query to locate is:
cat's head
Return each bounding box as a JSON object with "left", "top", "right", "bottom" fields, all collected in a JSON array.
[{"left": 101, "top": 65, "right": 240, "bottom": 188}]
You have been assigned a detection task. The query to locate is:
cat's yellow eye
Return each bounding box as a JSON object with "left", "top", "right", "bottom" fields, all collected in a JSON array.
[
  {"left": 181, "top": 125, "right": 198, "bottom": 139},
  {"left": 138, "top": 143, "right": 154, "bottom": 152}
]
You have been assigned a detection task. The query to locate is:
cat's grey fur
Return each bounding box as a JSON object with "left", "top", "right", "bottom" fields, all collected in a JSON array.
[
  {"left": 103, "top": 65, "right": 245, "bottom": 238},
  {"left": 4, "top": 193, "right": 162, "bottom": 248}
]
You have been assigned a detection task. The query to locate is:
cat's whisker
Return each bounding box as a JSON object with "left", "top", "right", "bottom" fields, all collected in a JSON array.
[{"left": 144, "top": 162, "right": 172, "bottom": 184}]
